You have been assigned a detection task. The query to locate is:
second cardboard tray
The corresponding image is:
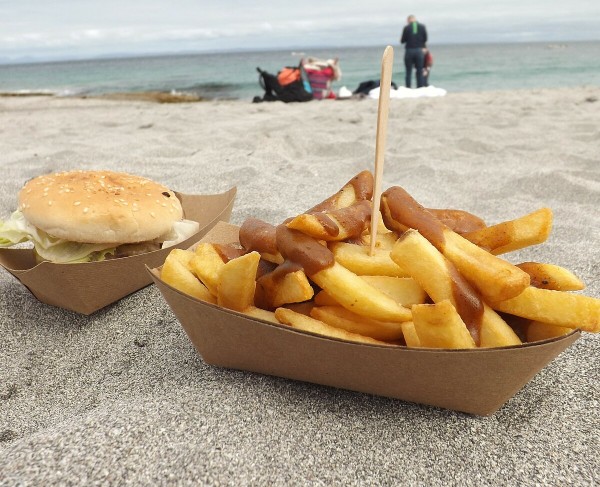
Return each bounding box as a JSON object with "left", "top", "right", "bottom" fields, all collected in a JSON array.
[{"left": 0, "top": 188, "right": 236, "bottom": 314}]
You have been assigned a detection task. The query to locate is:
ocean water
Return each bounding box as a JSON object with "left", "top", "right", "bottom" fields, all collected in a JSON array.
[{"left": 1, "top": 41, "right": 599, "bottom": 101}]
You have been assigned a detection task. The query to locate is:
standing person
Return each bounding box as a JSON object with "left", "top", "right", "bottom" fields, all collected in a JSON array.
[{"left": 400, "top": 15, "right": 428, "bottom": 88}]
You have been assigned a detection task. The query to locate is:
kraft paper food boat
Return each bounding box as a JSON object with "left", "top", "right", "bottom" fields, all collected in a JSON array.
[
  {"left": 149, "top": 221, "right": 580, "bottom": 416},
  {"left": 0, "top": 188, "right": 236, "bottom": 315}
]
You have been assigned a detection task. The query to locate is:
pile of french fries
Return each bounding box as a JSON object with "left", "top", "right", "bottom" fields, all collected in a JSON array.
[{"left": 161, "top": 171, "right": 599, "bottom": 349}]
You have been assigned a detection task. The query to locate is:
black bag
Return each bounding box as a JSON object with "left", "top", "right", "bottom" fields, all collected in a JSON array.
[
  {"left": 253, "top": 66, "right": 313, "bottom": 103},
  {"left": 353, "top": 79, "right": 398, "bottom": 96}
]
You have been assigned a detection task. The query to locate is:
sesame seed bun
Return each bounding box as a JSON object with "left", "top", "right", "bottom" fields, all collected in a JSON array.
[{"left": 18, "top": 170, "right": 183, "bottom": 244}]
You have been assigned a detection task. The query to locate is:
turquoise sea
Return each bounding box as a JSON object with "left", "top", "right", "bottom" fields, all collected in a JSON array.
[{"left": 1, "top": 41, "right": 599, "bottom": 101}]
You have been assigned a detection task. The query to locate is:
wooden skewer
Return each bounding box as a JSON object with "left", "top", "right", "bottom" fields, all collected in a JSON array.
[{"left": 369, "top": 45, "right": 394, "bottom": 256}]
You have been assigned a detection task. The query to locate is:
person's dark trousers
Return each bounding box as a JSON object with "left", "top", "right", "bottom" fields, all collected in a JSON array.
[{"left": 404, "top": 48, "right": 425, "bottom": 88}]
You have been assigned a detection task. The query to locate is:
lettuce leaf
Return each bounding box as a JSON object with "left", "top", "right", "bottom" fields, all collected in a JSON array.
[
  {"left": 1, "top": 211, "right": 198, "bottom": 262},
  {"left": 0, "top": 211, "right": 116, "bottom": 263}
]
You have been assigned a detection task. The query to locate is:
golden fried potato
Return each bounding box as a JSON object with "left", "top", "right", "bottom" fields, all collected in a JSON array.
[
  {"left": 360, "top": 275, "right": 427, "bottom": 306},
  {"left": 166, "top": 248, "right": 196, "bottom": 269},
  {"left": 516, "top": 262, "right": 584, "bottom": 291},
  {"left": 307, "top": 170, "right": 374, "bottom": 213},
  {"left": 286, "top": 200, "right": 372, "bottom": 241},
  {"left": 360, "top": 229, "right": 399, "bottom": 250},
  {"left": 275, "top": 307, "right": 392, "bottom": 346},
  {"left": 311, "top": 262, "right": 412, "bottom": 322},
  {"left": 255, "top": 262, "right": 314, "bottom": 309},
  {"left": 161, "top": 250, "right": 216, "bottom": 303},
  {"left": 381, "top": 187, "right": 530, "bottom": 303},
  {"left": 412, "top": 300, "right": 476, "bottom": 349},
  {"left": 189, "top": 243, "right": 226, "bottom": 296},
  {"left": 330, "top": 241, "right": 409, "bottom": 277},
  {"left": 463, "top": 208, "right": 553, "bottom": 255},
  {"left": 217, "top": 251, "right": 261, "bottom": 312},
  {"left": 243, "top": 306, "right": 278, "bottom": 323},
  {"left": 390, "top": 229, "right": 521, "bottom": 347},
  {"left": 525, "top": 321, "right": 574, "bottom": 342},
  {"left": 401, "top": 321, "right": 421, "bottom": 347},
  {"left": 490, "top": 287, "right": 600, "bottom": 332},
  {"left": 310, "top": 305, "right": 405, "bottom": 341}
]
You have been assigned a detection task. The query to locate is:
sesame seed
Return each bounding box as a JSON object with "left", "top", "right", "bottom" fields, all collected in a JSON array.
[
  {"left": 74, "top": 201, "right": 81, "bottom": 206},
  {"left": 83, "top": 207, "right": 89, "bottom": 214},
  {"left": 150, "top": 212, "right": 156, "bottom": 218},
  {"left": 48, "top": 201, "right": 53, "bottom": 206}
]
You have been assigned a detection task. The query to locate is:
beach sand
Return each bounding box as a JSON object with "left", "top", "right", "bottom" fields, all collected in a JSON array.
[{"left": 1, "top": 87, "right": 599, "bottom": 485}]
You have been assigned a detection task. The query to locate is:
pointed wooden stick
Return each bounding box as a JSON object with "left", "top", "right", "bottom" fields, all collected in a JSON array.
[{"left": 369, "top": 45, "right": 394, "bottom": 256}]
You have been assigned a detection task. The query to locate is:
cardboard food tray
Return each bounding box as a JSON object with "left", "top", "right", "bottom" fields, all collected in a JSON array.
[
  {"left": 0, "top": 188, "right": 236, "bottom": 315},
  {"left": 149, "top": 221, "right": 580, "bottom": 416}
]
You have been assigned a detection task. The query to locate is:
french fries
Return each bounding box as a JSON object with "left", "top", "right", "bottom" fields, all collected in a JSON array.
[
  {"left": 381, "top": 187, "right": 531, "bottom": 303},
  {"left": 516, "top": 262, "right": 584, "bottom": 291},
  {"left": 390, "top": 229, "right": 521, "bottom": 347},
  {"left": 161, "top": 170, "right": 599, "bottom": 350},
  {"left": 286, "top": 200, "right": 372, "bottom": 241},
  {"left": 463, "top": 208, "right": 553, "bottom": 255},
  {"left": 412, "top": 300, "right": 476, "bottom": 349},
  {"left": 161, "top": 249, "right": 216, "bottom": 303},
  {"left": 330, "top": 242, "right": 409, "bottom": 277},
  {"left": 217, "top": 251, "right": 260, "bottom": 311},
  {"left": 275, "top": 308, "right": 393, "bottom": 346},
  {"left": 310, "top": 305, "right": 405, "bottom": 341},
  {"left": 490, "top": 287, "right": 600, "bottom": 332}
]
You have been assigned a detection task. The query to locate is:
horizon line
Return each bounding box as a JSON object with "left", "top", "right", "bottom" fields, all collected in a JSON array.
[{"left": 1, "top": 38, "right": 598, "bottom": 67}]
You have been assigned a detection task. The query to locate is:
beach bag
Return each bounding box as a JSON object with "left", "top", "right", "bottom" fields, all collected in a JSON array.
[
  {"left": 277, "top": 67, "right": 302, "bottom": 86},
  {"left": 302, "top": 57, "right": 342, "bottom": 100},
  {"left": 353, "top": 80, "right": 399, "bottom": 96},
  {"left": 254, "top": 66, "right": 313, "bottom": 103}
]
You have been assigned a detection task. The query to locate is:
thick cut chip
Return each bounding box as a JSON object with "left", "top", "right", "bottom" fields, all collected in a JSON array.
[
  {"left": 490, "top": 287, "right": 600, "bottom": 333},
  {"left": 166, "top": 248, "right": 196, "bottom": 269},
  {"left": 330, "top": 242, "right": 409, "bottom": 277},
  {"left": 381, "top": 186, "right": 530, "bottom": 302},
  {"left": 411, "top": 300, "right": 477, "bottom": 349},
  {"left": 255, "top": 262, "right": 314, "bottom": 309},
  {"left": 310, "top": 306, "right": 405, "bottom": 341},
  {"left": 275, "top": 308, "right": 392, "bottom": 346},
  {"left": 390, "top": 229, "right": 521, "bottom": 347},
  {"left": 359, "top": 275, "right": 427, "bottom": 306},
  {"left": 401, "top": 321, "right": 421, "bottom": 347},
  {"left": 463, "top": 208, "right": 553, "bottom": 255},
  {"left": 286, "top": 200, "right": 372, "bottom": 241},
  {"left": 243, "top": 306, "right": 278, "bottom": 323},
  {"left": 428, "top": 208, "right": 486, "bottom": 234},
  {"left": 442, "top": 231, "right": 531, "bottom": 303},
  {"left": 311, "top": 262, "right": 412, "bottom": 322},
  {"left": 307, "top": 170, "right": 374, "bottom": 213},
  {"left": 217, "top": 251, "right": 261, "bottom": 312},
  {"left": 526, "top": 321, "right": 574, "bottom": 342},
  {"left": 315, "top": 276, "right": 426, "bottom": 307},
  {"left": 517, "top": 262, "right": 585, "bottom": 291},
  {"left": 360, "top": 229, "right": 399, "bottom": 250},
  {"left": 161, "top": 251, "right": 216, "bottom": 303},
  {"left": 190, "top": 243, "right": 226, "bottom": 296}
]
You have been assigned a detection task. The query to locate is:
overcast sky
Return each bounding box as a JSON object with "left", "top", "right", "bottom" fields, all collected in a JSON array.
[{"left": 2, "top": 1, "right": 599, "bottom": 62}]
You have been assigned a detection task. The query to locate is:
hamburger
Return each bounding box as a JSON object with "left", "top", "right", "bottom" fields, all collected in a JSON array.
[{"left": 0, "top": 170, "right": 199, "bottom": 263}]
